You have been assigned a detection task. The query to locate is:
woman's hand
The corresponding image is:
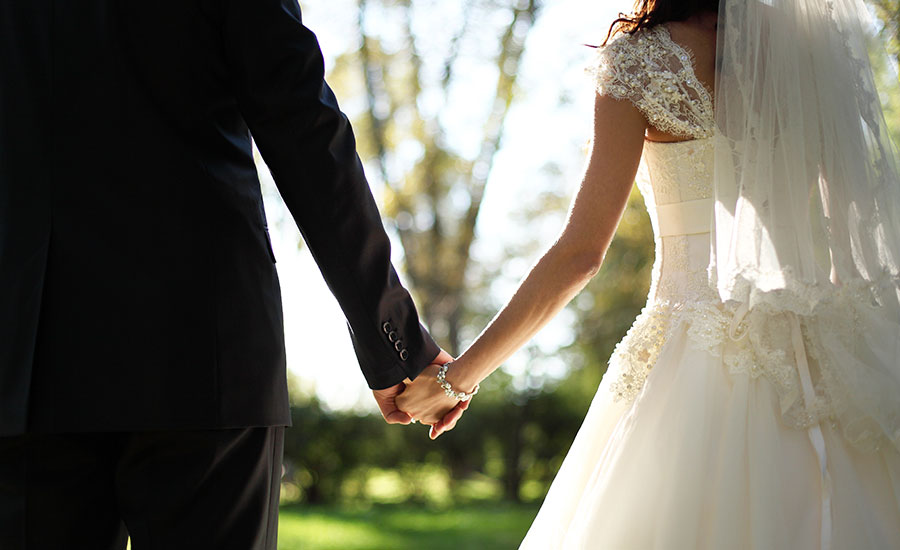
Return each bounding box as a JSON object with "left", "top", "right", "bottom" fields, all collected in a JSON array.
[
  {"left": 396, "top": 357, "right": 478, "bottom": 438},
  {"left": 372, "top": 366, "right": 471, "bottom": 438},
  {"left": 396, "top": 364, "right": 460, "bottom": 425}
]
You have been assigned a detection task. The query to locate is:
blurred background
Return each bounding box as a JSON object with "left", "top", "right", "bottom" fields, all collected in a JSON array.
[{"left": 250, "top": 1, "right": 900, "bottom": 548}]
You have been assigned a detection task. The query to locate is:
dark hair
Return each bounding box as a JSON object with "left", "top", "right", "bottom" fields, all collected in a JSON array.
[{"left": 602, "top": 0, "right": 719, "bottom": 45}]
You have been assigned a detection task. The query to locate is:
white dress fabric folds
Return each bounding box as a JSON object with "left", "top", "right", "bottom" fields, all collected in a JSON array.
[{"left": 520, "top": 24, "right": 900, "bottom": 550}]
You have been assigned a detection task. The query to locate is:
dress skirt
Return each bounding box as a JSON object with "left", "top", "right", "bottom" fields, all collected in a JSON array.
[{"left": 519, "top": 321, "right": 900, "bottom": 550}]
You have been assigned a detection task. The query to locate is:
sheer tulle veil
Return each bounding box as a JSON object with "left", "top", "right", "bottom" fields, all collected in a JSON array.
[{"left": 712, "top": 0, "right": 900, "bottom": 451}]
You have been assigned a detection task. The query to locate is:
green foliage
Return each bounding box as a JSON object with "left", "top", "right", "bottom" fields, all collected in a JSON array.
[
  {"left": 281, "top": 377, "right": 601, "bottom": 506},
  {"left": 868, "top": 1, "right": 900, "bottom": 146},
  {"left": 869, "top": 0, "right": 899, "bottom": 65}
]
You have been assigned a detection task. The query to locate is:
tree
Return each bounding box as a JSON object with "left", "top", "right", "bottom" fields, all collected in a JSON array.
[{"left": 341, "top": 0, "right": 542, "bottom": 354}]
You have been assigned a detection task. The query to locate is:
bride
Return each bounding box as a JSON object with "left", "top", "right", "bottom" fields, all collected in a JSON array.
[{"left": 398, "top": 0, "right": 900, "bottom": 547}]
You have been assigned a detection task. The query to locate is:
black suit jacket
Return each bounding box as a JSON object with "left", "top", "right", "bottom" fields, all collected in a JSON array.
[{"left": 0, "top": 0, "right": 439, "bottom": 436}]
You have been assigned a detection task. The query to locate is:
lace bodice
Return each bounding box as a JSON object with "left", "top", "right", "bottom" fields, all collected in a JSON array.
[{"left": 592, "top": 25, "right": 715, "bottom": 140}]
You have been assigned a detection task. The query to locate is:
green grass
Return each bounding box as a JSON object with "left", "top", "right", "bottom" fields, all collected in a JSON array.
[{"left": 276, "top": 503, "right": 541, "bottom": 550}]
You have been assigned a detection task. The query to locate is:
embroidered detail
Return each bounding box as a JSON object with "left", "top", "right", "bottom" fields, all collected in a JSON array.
[
  {"left": 640, "top": 139, "right": 715, "bottom": 202},
  {"left": 607, "top": 279, "right": 895, "bottom": 452},
  {"left": 590, "top": 25, "right": 715, "bottom": 140}
]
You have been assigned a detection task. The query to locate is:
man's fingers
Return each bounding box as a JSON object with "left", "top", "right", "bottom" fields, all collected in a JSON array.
[
  {"left": 385, "top": 410, "right": 413, "bottom": 424},
  {"left": 378, "top": 398, "right": 412, "bottom": 424},
  {"left": 418, "top": 414, "right": 442, "bottom": 425},
  {"left": 373, "top": 383, "right": 413, "bottom": 425}
]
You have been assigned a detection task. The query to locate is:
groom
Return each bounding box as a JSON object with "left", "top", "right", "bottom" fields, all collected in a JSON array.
[{"left": 0, "top": 0, "right": 458, "bottom": 548}]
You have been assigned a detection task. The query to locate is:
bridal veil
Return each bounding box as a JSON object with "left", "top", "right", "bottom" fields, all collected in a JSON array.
[{"left": 712, "top": 0, "right": 900, "bottom": 452}]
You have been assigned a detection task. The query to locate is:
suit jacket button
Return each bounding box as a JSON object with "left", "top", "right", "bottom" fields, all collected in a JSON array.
[
  {"left": 394, "top": 340, "right": 403, "bottom": 352},
  {"left": 382, "top": 322, "right": 393, "bottom": 334},
  {"left": 388, "top": 331, "right": 398, "bottom": 343},
  {"left": 399, "top": 349, "right": 409, "bottom": 361}
]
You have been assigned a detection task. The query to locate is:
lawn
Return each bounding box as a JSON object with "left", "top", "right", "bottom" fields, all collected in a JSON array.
[{"left": 276, "top": 503, "right": 541, "bottom": 550}]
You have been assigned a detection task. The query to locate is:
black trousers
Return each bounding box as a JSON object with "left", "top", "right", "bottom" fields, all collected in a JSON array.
[{"left": 0, "top": 426, "right": 284, "bottom": 550}]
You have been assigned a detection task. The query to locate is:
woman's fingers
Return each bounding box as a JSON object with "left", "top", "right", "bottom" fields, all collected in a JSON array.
[
  {"left": 395, "top": 364, "right": 460, "bottom": 424},
  {"left": 430, "top": 400, "right": 469, "bottom": 439}
]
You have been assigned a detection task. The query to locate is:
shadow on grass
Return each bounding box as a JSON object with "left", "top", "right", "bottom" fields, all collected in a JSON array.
[{"left": 277, "top": 502, "right": 541, "bottom": 550}]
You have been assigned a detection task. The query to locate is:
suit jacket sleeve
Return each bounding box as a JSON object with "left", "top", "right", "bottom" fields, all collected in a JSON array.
[{"left": 217, "top": 0, "right": 439, "bottom": 389}]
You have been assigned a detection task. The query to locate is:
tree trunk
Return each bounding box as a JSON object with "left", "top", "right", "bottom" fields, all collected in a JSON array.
[{"left": 354, "top": 0, "right": 542, "bottom": 352}]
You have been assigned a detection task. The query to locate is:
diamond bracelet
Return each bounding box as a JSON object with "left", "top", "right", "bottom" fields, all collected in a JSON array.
[{"left": 436, "top": 361, "right": 479, "bottom": 402}]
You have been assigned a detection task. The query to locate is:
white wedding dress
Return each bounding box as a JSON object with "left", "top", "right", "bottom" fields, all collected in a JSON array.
[{"left": 520, "top": 25, "right": 900, "bottom": 550}]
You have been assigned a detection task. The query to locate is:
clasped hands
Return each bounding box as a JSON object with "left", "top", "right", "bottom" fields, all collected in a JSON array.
[{"left": 371, "top": 349, "right": 472, "bottom": 439}]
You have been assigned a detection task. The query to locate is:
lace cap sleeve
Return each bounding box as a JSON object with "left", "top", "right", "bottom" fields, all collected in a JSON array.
[{"left": 589, "top": 26, "right": 715, "bottom": 139}]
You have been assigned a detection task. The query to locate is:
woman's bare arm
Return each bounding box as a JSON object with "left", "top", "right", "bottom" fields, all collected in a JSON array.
[{"left": 398, "top": 93, "right": 648, "bottom": 432}]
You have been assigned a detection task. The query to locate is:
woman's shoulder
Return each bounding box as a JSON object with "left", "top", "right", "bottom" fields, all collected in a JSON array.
[
  {"left": 593, "top": 24, "right": 692, "bottom": 86},
  {"left": 591, "top": 23, "right": 715, "bottom": 140},
  {"left": 592, "top": 24, "right": 689, "bottom": 100}
]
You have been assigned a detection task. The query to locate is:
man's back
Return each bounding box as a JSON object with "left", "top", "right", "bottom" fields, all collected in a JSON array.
[
  {"left": 1, "top": 0, "right": 290, "bottom": 435},
  {"left": 0, "top": 1, "right": 440, "bottom": 547},
  {"left": 0, "top": 0, "right": 437, "bottom": 435}
]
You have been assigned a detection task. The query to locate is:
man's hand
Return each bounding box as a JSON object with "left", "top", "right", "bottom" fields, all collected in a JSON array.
[
  {"left": 372, "top": 383, "right": 413, "bottom": 425},
  {"left": 395, "top": 364, "right": 457, "bottom": 425}
]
